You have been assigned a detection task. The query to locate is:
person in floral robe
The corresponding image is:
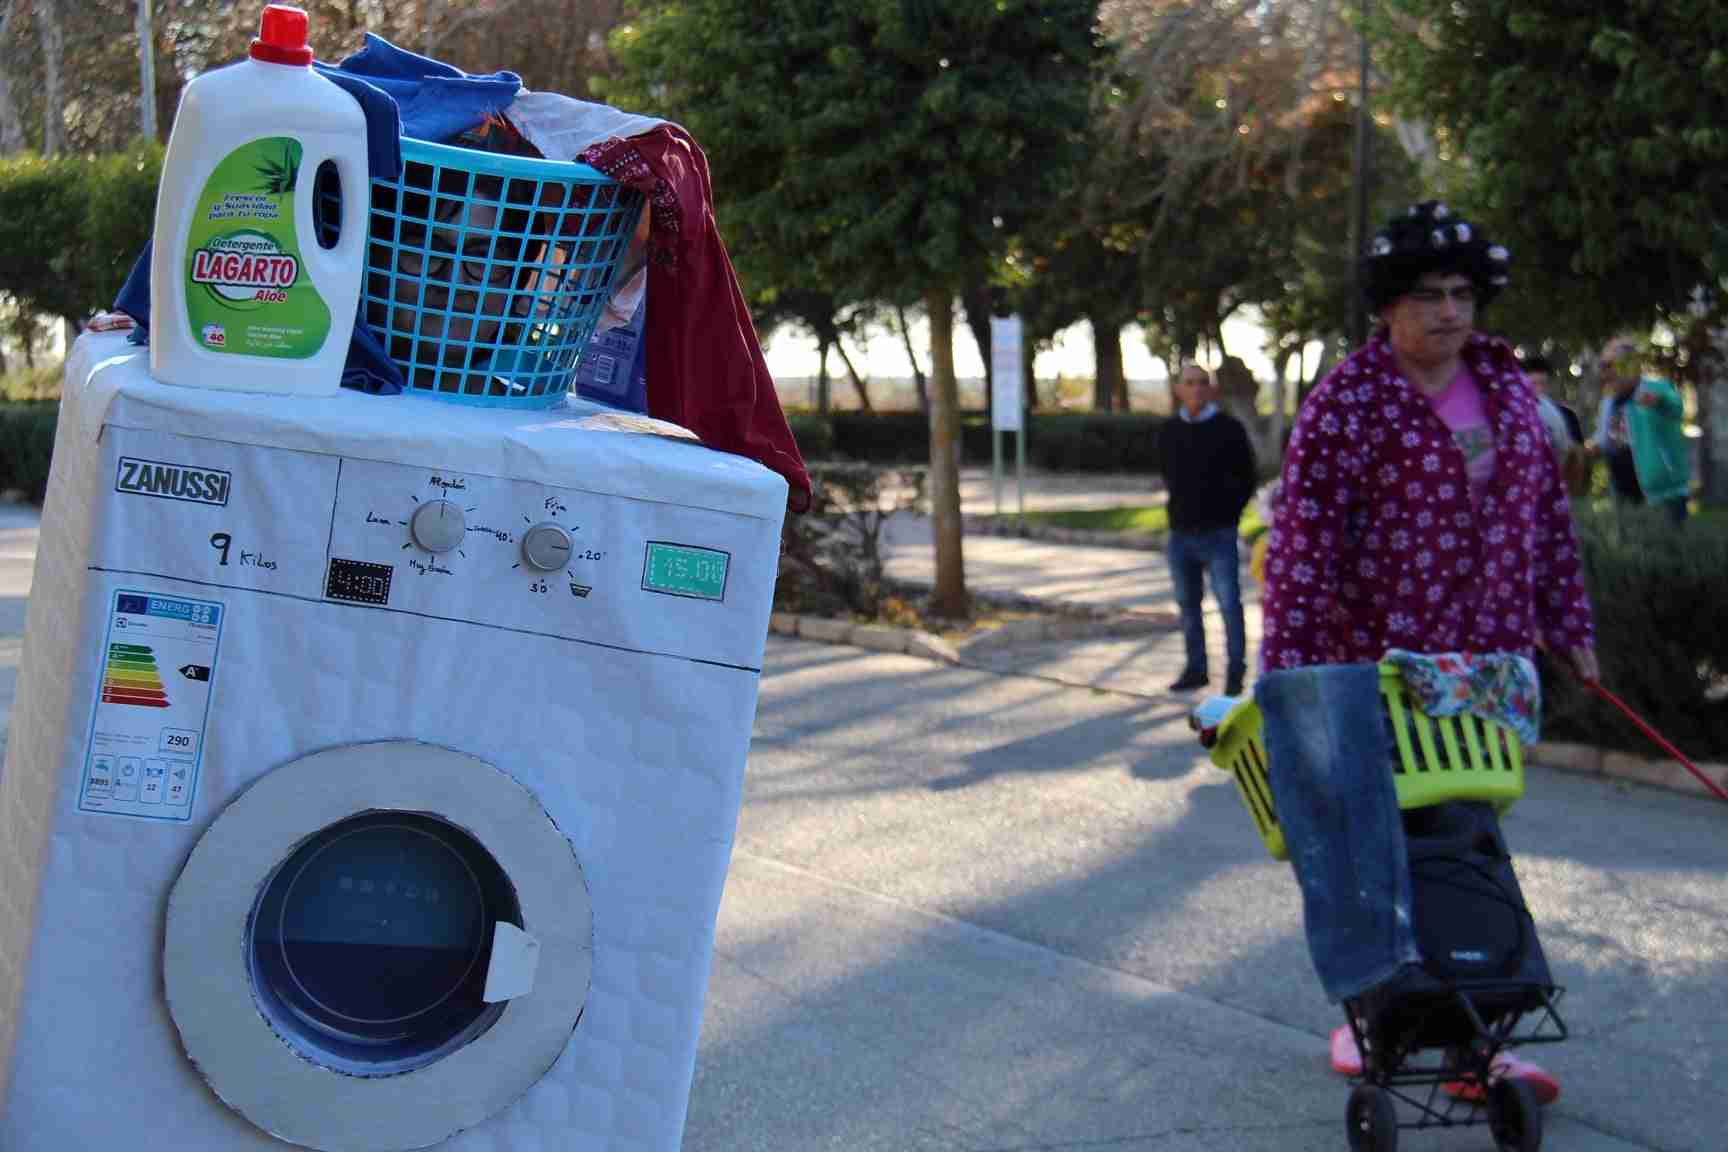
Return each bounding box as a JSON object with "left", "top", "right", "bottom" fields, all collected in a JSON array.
[{"left": 1260, "top": 201, "right": 1598, "bottom": 1102}]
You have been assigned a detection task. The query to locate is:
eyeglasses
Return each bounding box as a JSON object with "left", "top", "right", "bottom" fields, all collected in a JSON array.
[{"left": 1406, "top": 285, "right": 1477, "bottom": 306}]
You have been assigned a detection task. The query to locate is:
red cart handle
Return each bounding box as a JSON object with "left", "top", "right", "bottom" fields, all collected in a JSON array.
[{"left": 1582, "top": 679, "right": 1728, "bottom": 803}]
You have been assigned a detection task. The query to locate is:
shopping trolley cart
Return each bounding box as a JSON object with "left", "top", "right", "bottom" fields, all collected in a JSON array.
[{"left": 1192, "top": 664, "right": 1567, "bottom": 1152}]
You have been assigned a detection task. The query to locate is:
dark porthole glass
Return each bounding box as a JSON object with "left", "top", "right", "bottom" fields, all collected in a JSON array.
[{"left": 248, "top": 811, "right": 522, "bottom": 1075}]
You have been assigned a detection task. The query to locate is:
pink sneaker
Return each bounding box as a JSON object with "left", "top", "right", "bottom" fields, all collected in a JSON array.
[
  {"left": 1443, "top": 1051, "right": 1561, "bottom": 1106},
  {"left": 1330, "top": 1025, "right": 1363, "bottom": 1076}
]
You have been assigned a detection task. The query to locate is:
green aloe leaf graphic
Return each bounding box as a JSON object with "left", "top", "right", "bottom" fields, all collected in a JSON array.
[{"left": 253, "top": 144, "right": 301, "bottom": 196}]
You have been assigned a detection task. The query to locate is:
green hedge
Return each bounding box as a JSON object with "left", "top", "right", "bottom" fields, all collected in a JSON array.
[
  {"left": 0, "top": 402, "right": 58, "bottom": 503},
  {"left": 787, "top": 410, "right": 1168, "bottom": 471},
  {"left": 1543, "top": 504, "right": 1728, "bottom": 759},
  {"left": 0, "top": 141, "right": 163, "bottom": 324}
]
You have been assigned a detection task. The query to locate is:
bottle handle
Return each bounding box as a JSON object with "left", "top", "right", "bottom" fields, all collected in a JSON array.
[{"left": 294, "top": 147, "right": 368, "bottom": 289}]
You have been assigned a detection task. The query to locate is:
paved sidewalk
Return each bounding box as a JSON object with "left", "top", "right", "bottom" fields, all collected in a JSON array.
[
  {"left": 1, "top": 501, "right": 34, "bottom": 638},
  {"left": 0, "top": 502, "right": 34, "bottom": 745},
  {"left": 884, "top": 509, "right": 1261, "bottom": 700},
  {"left": 949, "top": 466, "right": 1162, "bottom": 514}
]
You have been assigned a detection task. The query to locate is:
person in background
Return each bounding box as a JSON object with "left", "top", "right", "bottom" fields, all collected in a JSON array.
[
  {"left": 1259, "top": 200, "right": 1596, "bottom": 1103},
  {"left": 1521, "top": 353, "right": 1589, "bottom": 495},
  {"left": 1588, "top": 336, "right": 1691, "bottom": 524},
  {"left": 1158, "top": 363, "right": 1257, "bottom": 696}
]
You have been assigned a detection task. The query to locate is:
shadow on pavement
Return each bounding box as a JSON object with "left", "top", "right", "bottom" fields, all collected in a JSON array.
[{"left": 709, "top": 640, "right": 1728, "bottom": 1152}]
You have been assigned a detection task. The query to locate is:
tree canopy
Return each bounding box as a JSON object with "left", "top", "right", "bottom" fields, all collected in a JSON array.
[
  {"left": 608, "top": 0, "right": 1102, "bottom": 614},
  {"left": 1380, "top": 0, "right": 1728, "bottom": 342}
]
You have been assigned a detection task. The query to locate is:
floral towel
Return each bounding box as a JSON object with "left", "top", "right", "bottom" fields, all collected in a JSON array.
[{"left": 1382, "top": 650, "right": 1541, "bottom": 747}]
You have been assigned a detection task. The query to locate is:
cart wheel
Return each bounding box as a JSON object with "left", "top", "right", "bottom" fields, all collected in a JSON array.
[
  {"left": 1346, "top": 1084, "right": 1398, "bottom": 1152},
  {"left": 1488, "top": 1077, "right": 1543, "bottom": 1152}
]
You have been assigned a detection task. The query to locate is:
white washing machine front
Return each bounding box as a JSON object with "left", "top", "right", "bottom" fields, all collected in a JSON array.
[
  {"left": 166, "top": 742, "right": 592, "bottom": 1151},
  {"left": 0, "top": 335, "right": 787, "bottom": 1151}
]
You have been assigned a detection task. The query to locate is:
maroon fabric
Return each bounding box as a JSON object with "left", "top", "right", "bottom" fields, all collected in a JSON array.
[
  {"left": 1260, "top": 330, "right": 1594, "bottom": 671},
  {"left": 580, "top": 127, "right": 811, "bottom": 512}
]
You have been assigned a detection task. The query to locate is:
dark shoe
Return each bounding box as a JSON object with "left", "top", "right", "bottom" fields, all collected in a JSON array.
[
  {"left": 1225, "top": 672, "right": 1245, "bottom": 697},
  {"left": 1169, "top": 670, "right": 1210, "bottom": 692}
]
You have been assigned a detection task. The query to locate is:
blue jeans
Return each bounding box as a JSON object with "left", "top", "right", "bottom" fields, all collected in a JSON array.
[
  {"left": 1167, "top": 527, "right": 1245, "bottom": 681},
  {"left": 1255, "top": 663, "right": 1420, "bottom": 1003}
]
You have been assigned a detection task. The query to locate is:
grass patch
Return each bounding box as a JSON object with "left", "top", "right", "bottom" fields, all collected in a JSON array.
[
  {"left": 983, "top": 503, "right": 1264, "bottom": 539},
  {"left": 1577, "top": 496, "right": 1728, "bottom": 530}
]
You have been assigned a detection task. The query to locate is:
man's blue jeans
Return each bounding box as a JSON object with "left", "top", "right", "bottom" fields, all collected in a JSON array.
[
  {"left": 1255, "top": 663, "right": 1421, "bottom": 1003},
  {"left": 1167, "top": 527, "right": 1245, "bottom": 682}
]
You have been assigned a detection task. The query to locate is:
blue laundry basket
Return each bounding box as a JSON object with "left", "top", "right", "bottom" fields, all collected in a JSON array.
[{"left": 361, "top": 137, "right": 644, "bottom": 407}]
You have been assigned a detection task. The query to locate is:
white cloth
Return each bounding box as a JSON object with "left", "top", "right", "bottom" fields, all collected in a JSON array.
[
  {"left": 505, "top": 91, "right": 665, "bottom": 162},
  {"left": 504, "top": 92, "right": 664, "bottom": 334}
]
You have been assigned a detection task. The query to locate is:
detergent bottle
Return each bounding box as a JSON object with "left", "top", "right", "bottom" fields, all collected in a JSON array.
[{"left": 149, "top": 4, "right": 367, "bottom": 395}]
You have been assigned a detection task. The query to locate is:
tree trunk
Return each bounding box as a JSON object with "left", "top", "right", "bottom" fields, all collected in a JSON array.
[
  {"left": 35, "top": 0, "right": 65, "bottom": 155},
  {"left": 896, "top": 303, "right": 929, "bottom": 414},
  {"left": 1299, "top": 345, "right": 1336, "bottom": 409},
  {"left": 422, "top": 0, "right": 444, "bottom": 56},
  {"left": 1091, "top": 315, "right": 1124, "bottom": 412},
  {"left": 1270, "top": 344, "right": 1295, "bottom": 461},
  {"left": 925, "top": 289, "right": 966, "bottom": 618},
  {"left": 136, "top": 0, "right": 156, "bottom": 141},
  {"left": 833, "top": 337, "right": 873, "bottom": 412},
  {"left": 0, "top": 2, "right": 24, "bottom": 155},
  {"left": 1021, "top": 335, "right": 1037, "bottom": 414},
  {"left": 815, "top": 339, "right": 832, "bottom": 413},
  {"left": 342, "top": 0, "right": 367, "bottom": 43}
]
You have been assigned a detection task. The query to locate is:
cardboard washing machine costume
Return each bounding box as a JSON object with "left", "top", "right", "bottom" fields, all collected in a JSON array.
[{"left": 0, "top": 331, "right": 786, "bottom": 1150}]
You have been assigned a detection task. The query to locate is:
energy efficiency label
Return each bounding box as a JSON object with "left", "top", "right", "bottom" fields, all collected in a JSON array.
[{"left": 79, "top": 591, "right": 224, "bottom": 821}]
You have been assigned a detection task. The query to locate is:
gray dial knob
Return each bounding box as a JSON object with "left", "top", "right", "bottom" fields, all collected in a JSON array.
[
  {"left": 521, "top": 522, "right": 573, "bottom": 572},
  {"left": 409, "top": 500, "right": 467, "bottom": 554}
]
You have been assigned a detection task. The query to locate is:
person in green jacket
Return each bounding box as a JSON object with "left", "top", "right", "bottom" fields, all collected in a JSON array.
[{"left": 1589, "top": 335, "right": 1691, "bottom": 524}]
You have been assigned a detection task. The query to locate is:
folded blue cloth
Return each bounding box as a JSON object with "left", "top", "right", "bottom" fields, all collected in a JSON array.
[
  {"left": 113, "top": 34, "right": 522, "bottom": 395},
  {"left": 1256, "top": 663, "right": 1421, "bottom": 1003},
  {"left": 321, "top": 34, "right": 520, "bottom": 150}
]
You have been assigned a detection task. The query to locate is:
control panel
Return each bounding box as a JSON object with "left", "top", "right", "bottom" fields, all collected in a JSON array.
[
  {"left": 94, "top": 426, "right": 769, "bottom": 667},
  {"left": 325, "top": 462, "right": 620, "bottom": 623}
]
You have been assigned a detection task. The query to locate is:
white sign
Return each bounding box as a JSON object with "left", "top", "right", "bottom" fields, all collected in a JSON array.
[{"left": 990, "top": 315, "right": 1024, "bottom": 432}]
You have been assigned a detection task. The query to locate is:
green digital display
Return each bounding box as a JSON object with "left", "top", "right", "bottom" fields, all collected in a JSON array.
[{"left": 642, "top": 542, "right": 729, "bottom": 601}]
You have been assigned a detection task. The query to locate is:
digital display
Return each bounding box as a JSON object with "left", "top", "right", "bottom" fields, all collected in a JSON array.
[
  {"left": 325, "top": 558, "right": 393, "bottom": 605},
  {"left": 641, "top": 542, "right": 729, "bottom": 602}
]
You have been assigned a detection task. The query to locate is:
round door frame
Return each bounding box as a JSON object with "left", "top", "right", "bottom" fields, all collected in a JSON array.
[{"left": 165, "top": 741, "right": 592, "bottom": 1152}]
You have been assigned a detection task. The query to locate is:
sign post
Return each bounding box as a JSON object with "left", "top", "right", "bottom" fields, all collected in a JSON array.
[{"left": 989, "top": 315, "right": 1026, "bottom": 530}]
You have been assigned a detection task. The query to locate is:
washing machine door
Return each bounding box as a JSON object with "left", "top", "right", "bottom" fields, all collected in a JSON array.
[{"left": 164, "top": 742, "right": 591, "bottom": 1152}]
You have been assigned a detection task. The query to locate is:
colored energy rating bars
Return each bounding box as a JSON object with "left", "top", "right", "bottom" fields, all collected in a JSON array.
[{"left": 102, "top": 643, "right": 170, "bottom": 708}]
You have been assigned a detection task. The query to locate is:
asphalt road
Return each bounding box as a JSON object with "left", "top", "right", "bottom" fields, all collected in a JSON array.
[
  {"left": 4, "top": 496, "right": 1723, "bottom": 1151},
  {"left": 690, "top": 638, "right": 1728, "bottom": 1152}
]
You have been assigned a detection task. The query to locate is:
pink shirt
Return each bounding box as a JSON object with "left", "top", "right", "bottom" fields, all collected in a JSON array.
[
  {"left": 1260, "top": 332, "right": 1594, "bottom": 671},
  {"left": 1427, "top": 366, "right": 1495, "bottom": 502}
]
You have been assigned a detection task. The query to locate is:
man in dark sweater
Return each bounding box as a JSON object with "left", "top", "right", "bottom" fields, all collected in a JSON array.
[{"left": 1158, "top": 363, "right": 1258, "bottom": 696}]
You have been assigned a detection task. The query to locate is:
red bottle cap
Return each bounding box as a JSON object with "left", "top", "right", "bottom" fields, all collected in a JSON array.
[{"left": 250, "top": 5, "right": 314, "bottom": 67}]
